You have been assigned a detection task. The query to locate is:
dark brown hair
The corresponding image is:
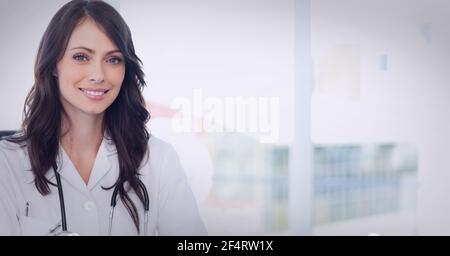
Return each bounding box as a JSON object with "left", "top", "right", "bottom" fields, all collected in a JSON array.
[{"left": 8, "top": 0, "right": 150, "bottom": 232}]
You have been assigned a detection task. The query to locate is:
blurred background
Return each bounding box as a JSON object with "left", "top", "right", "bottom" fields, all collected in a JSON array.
[{"left": 0, "top": 0, "right": 449, "bottom": 235}]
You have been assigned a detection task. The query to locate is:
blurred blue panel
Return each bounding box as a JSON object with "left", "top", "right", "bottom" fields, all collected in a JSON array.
[
  {"left": 419, "top": 23, "right": 432, "bottom": 43},
  {"left": 379, "top": 54, "right": 388, "bottom": 71}
]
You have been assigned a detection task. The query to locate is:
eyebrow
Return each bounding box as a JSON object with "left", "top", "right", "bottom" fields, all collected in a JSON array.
[{"left": 69, "top": 46, "right": 122, "bottom": 55}]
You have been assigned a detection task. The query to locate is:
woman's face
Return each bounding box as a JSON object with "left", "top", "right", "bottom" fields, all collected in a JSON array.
[{"left": 56, "top": 18, "right": 125, "bottom": 118}]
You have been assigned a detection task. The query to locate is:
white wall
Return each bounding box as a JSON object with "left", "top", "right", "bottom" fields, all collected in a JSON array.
[{"left": 0, "top": 0, "right": 68, "bottom": 130}]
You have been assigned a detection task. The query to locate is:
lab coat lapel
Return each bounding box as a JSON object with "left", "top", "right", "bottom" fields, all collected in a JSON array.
[
  {"left": 57, "top": 146, "right": 90, "bottom": 195},
  {"left": 86, "top": 137, "right": 116, "bottom": 191},
  {"left": 22, "top": 147, "right": 59, "bottom": 185}
]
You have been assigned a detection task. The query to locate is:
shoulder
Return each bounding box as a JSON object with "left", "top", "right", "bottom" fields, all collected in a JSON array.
[
  {"left": 148, "top": 134, "right": 174, "bottom": 151},
  {"left": 0, "top": 132, "right": 28, "bottom": 167},
  {"left": 0, "top": 138, "right": 26, "bottom": 163},
  {"left": 147, "top": 134, "right": 179, "bottom": 162},
  {"left": 0, "top": 131, "right": 26, "bottom": 154},
  {"left": 140, "top": 134, "right": 184, "bottom": 180},
  {"left": 0, "top": 137, "right": 30, "bottom": 185}
]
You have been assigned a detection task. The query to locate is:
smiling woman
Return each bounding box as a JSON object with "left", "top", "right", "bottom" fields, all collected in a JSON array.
[
  {"left": 0, "top": 0, "right": 207, "bottom": 236},
  {"left": 56, "top": 18, "right": 127, "bottom": 184}
]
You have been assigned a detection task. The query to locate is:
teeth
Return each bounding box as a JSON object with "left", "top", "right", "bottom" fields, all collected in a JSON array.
[{"left": 82, "top": 89, "right": 106, "bottom": 96}]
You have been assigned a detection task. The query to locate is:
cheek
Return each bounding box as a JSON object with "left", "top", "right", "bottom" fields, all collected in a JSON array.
[
  {"left": 106, "top": 67, "right": 125, "bottom": 87},
  {"left": 57, "top": 62, "right": 86, "bottom": 89}
]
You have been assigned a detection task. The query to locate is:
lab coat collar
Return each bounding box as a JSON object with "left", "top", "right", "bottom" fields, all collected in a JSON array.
[
  {"left": 85, "top": 136, "right": 116, "bottom": 191},
  {"left": 23, "top": 134, "right": 118, "bottom": 193}
]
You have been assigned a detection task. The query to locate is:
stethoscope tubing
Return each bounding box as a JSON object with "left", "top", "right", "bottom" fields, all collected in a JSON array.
[{"left": 53, "top": 167, "right": 149, "bottom": 236}]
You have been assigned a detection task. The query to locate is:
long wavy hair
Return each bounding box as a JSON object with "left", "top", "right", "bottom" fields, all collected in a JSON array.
[{"left": 8, "top": 0, "right": 150, "bottom": 232}]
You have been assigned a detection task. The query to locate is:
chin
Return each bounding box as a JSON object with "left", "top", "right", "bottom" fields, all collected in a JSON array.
[{"left": 82, "top": 107, "right": 107, "bottom": 115}]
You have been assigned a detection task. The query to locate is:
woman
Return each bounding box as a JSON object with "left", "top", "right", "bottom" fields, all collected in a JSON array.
[{"left": 0, "top": 0, "right": 207, "bottom": 236}]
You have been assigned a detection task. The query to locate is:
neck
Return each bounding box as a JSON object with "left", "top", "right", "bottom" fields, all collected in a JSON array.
[{"left": 60, "top": 112, "right": 104, "bottom": 155}]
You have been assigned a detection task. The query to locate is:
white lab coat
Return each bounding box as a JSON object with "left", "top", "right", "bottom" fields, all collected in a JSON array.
[{"left": 0, "top": 134, "right": 207, "bottom": 236}]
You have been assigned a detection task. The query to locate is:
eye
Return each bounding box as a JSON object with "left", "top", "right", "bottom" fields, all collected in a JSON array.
[
  {"left": 72, "top": 53, "right": 89, "bottom": 62},
  {"left": 107, "top": 56, "right": 123, "bottom": 65}
]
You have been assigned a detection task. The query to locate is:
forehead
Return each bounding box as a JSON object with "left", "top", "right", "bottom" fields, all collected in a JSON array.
[{"left": 66, "top": 18, "right": 119, "bottom": 52}]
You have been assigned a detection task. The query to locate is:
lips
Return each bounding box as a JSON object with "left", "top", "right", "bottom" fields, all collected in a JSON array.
[
  {"left": 79, "top": 88, "right": 109, "bottom": 94},
  {"left": 79, "top": 88, "right": 110, "bottom": 100}
]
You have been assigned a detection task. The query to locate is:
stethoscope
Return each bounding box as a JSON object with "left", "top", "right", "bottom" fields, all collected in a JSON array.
[{"left": 52, "top": 167, "right": 150, "bottom": 236}]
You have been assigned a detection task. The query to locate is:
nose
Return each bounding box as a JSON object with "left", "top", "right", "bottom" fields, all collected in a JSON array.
[
  {"left": 88, "top": 61, "right": 105, "bottom": 84},
  {"left": 90, "top": 77, "right": 104, "bottom": 84}
]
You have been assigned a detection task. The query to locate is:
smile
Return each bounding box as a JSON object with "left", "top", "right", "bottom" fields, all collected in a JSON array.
[{"left": 79, "top": 88, "right": 110, "bottom": 101}]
